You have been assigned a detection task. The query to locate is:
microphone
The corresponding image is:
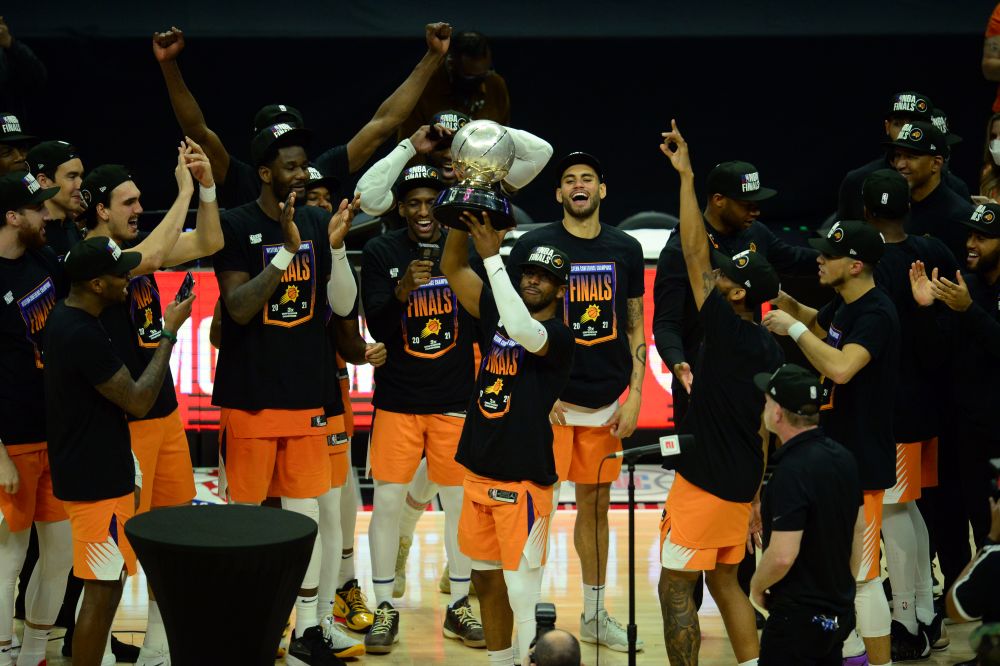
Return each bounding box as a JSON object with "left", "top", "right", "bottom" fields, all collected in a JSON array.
[{"left": 604, "top": 435, "right": 694, "bottom": 461}]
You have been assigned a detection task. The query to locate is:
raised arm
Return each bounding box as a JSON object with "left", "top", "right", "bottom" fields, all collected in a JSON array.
[
  {"left": 344, "top": 23, "right": 451, "bottom": 174},
  {"left": 440, "top": 220, "right": 483, "bottom": 319},
  {"left": 0, "top": 19, "right": 47, "bottom": 93},
  {"left": 162, "top": 137, "right": 224, "bottom": 267},
  {"left": 153, "top": 27, "right": 230, "bottom": 186},
  {"left": 764, "top": 309, "right": 873, "bottom": 385},
  {"left": 218, "top": 193, "right": 300, "bottom": 325},
  {"left": 501, "top": 127, "right": 553, "bottom": 193},
  {"left": 130, "top": 144, "right": 196, "bottom": 275},
  {"left": 95, "top": 294, "right": 194, "bottom": 418},
  {"left": 355, "top": 125, "right": 451, "bottom": 216}
]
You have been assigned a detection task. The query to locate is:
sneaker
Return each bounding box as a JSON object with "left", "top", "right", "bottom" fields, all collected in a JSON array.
[
  {"left": 286, "top": 626, "right": 344, "bottom": 666},
  {"left": 112, "top": 636, "right": 141, "bottom": 663},
  {"left": 889, "top": 620, "right": 930, "bottom": 662},
  {"left": 321, "top": 615, "right": 366, "bottom": 658},
  {"left": 334, "top": 579, "right": 374, "bottom": 632},
  {"left": 439, "top": 563, "right": 450, "bottom": 594},
  {"left": 579, "top": 610, "right": 644, "bottom": 653},
  {"left": 364, "top": 602, "right": 400, "bottom": 654},
  {"left": 394, "top": 537, "right": 412, "bottom": 598},
  {"left": 136, "top": 645, "right": 171, "bottom": 665},
  {"left": 919, "top": 613, "right": 950, "bottom": 650},
  {"left": 442, "top": 596, "right": 486, "bottom": 648},
  {"left": 841, "top": 653, "right": 869, "bottom": 666}
]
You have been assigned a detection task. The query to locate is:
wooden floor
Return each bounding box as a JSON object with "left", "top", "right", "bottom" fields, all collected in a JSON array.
[{"left": 27, "top": 509, "right": 978, "bottom": 664}]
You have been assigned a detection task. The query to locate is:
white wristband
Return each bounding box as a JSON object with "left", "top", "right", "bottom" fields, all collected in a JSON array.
[
  {"left": 271, "top": 247, "right": 296, "bottom": 271},
  {"left": 788, "top": 321, "right": 808, "bottom": 342},
  {"left": 199, "top": 184, "right": 217, "bottom": 203}
]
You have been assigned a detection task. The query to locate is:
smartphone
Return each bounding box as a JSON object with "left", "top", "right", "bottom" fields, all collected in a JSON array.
[
  {"left": 175, "top": 271, "right": 195, "bottom": 303},
  {"left": 418, "top": 243, "right": 441, "bottom": 261}
]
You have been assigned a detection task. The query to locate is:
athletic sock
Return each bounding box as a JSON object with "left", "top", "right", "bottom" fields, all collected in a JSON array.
[
  {"left": 16, "top": 626, "right": 48, "bottom": 663},
  {"left": 449, "top": 576, "right": 471, "bottom": 607},
  {"left": 842, "top": 629, "right": 865, "bottom": 657},
  {"left": 373, "top": 581, "right": 394, "bottom": 608},
  {"left": 737, "top": 660, "right": 759, "bottom": 666},
  {"left": 142, "top": 599, "right": 167, "bottom": 651},
  {"left": 892, "top": 593, "right": 919, "bottom": 634},
  {"left": 398, "top": 496, "right": 427, "bottom": 541},
  {"left": 488, "top": 646, "right": 515, "bottom": 666},
  {"left": 583, "top": 583, "right": 605, "bottom": 622},
  {"left": 339, "top": 548, "right": 355, "bottom": 588},
  {"left": 294, "top": 594, "right": 319, "bottom": 636}
]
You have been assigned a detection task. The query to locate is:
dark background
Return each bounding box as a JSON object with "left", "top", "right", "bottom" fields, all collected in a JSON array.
[{"left": 5, "top": 1, "right": 998, "bottom": 229}]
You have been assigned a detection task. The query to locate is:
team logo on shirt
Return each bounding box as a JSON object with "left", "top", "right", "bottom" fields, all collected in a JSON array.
[
  {"left": 477, "top": 330, "right": 524, "bottom": 419},
  {"left": 17, "top": 277, "right": 57, "bottom": 369},
  {"left": 401, "top": 276, "right": 458, "bottom": 359},
  {"left": 565, "top": 262, "right": 617, "bottom": 346},
  {"left": 818, "top": 323, "right": 844, "bottom": 410},
  {"left": 128, "top": 275, "right": 164, "bottom": 348},
  {"left": 262, "top": 241, "right": 316, "bottom": 327}
]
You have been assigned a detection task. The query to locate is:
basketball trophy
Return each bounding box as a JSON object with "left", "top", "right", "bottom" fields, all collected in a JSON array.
[{"left": 432, "top": 119, "right": 517, "bottom": 230}]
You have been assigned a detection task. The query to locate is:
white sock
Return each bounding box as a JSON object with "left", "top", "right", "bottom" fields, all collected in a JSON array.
[
  {"left": 842, "top": 629, "right": 865, "bottom": 657},
  {"left": 142, "top": 598, "right": 167, "bottom": 651},
  {"left": 339, "top": 549, "right": 355, "bottom": 588},
  {"left": 738, "top": 660, "right": 759, "bottom": 666},
  {"left": 883, "top": 503, "right": 918, "bottom": 633},
  {"left": 488, "top": 646, "right": 515, "bottom": 666},
  {"left": 369, "top": 482, "right": 407, "bottom": 607},
  {"left": 583, "top": 583, "right": 605, "bottom": 621},
  {"left": 16, "top": 626, "right": 48, "bottom": 663},
  {"left": 909, "top": 503, "right": 934, "bottom": 625},
  {"left": 438, "top": 485, "right": 472, "bottom": 606},
  {"left": 295, "top": 595, "right": 319, "bottom": 636}
]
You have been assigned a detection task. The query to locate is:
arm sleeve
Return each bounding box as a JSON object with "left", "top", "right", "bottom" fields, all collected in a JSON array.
[
  {"left": 652, "top": 241, "right": 690, "bottom": 369},
  {"left": 327, "top": 246, "right": 358, "bottom": 317},
  {"left": 482, "top": 255, "right": 549, "bottom": 353},
  {"left": 501, "top": 127, "right": 553, "bottom": 191},
  {"left": 355, "top": 140, "right": 416, "bottom": 216}
]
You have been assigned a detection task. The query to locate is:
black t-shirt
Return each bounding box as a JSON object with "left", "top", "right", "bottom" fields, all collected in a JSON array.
[
  {"left": 873, "top": 236, "right": 958, "bottom": 442},
  {"left": 99, "top": 262, "right": 178, "bottom": 422},
  {"left": 951, "top": 545, "right": 1000, "bottom": 624},
  {"left": 218, "top": 147, "right": 350, "bottom": 210},
  {"left": 360, "top": 228, "right": 475, "bottom": 414},
  {"left": 675, "top": 290, "right": 784, "bottom": 502},
  {"left": 762, "top": 428, "right": 862, "bottom": 616},
  {"left": 44, "top": 217, "right": 84, "bottom": 260},
  {"left": 455, "top": 286, "right": 574, "bottom": 486},
  {"left": 837, "top": 155, "right": 971, "bottom": 222},
  {"left": 949, "top": 272, "right": 1000, "bottom": 435},
  {"left": 212, "top": 201, "right": 335, "bottom": 410},
  {"left": 905, "top": 183, "right": 975, "bottom": 265},
  {"left": 0, "top": 248, "right": 67, "bottom": 444},
  {"left": 44, "top": 302, "right": 135, "bottom": 501},
  {"left": 816, "top": 288, "right": 900, "bottom": 490},
  {"left": 507, "top": 222, "right": 643, "bottom": 408}
]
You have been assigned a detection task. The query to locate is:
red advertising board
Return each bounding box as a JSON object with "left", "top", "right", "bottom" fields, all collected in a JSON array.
[{"left": 162, "top": 268, "right": 675, "bottom": 432}]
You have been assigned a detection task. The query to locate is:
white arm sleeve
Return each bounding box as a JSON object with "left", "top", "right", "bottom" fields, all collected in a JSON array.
[
  {"left": 483, "top": 255, "right": 549, "bottom": 353},
  {"left": 355, "top": 139, "right": 417, "bottom": 216},
  {"left": 327, "top": 245, "right": 358, "bottom": 317},
  {"left": 502, "top": 127, "right": 553, "bottom": 192}
]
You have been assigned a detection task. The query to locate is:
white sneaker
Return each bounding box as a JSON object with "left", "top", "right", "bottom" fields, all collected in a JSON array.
[
  {"left": 136, "top": 645, "right": 171, "bottom": 665},
  {"left": 579, "top": 610, "right": 644, "bottom": 653},
  {"left": 321, "top": 615, "right": 366, "bottom": 658},
  {"left": 393, "top": 536, "right": 412, "bottom": 598}
]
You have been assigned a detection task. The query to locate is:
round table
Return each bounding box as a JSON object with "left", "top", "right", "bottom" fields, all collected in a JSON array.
[{"left": 125, "top": 504, "right": 316, "bottom": 665}]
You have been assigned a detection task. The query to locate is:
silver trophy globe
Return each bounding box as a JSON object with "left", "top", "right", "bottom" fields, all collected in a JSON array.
[{"left": 432, "top": 119, "right": 517, "bottom": 230}]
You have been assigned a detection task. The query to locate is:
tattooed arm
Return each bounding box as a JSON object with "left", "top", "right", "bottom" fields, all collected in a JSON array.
[{"left": 984, "top": 34, "right": 1000, "bottom": 81}]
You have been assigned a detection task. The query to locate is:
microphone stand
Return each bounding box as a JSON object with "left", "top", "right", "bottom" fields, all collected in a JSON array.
[{"left": 626, "top": 458, "right": 638, "bottom": 666}]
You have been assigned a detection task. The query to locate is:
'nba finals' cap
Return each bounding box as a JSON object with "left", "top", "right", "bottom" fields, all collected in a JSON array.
[
  {"left": 64, "top": 237, "right": 141, "bottom": 282},
  {"left": 862, "top": 169, "right": 910, "bottom": 220},
  {"left": 250, "top": 123, "right": 312, "bottom": 166},
  {"left": 882, "top": 121, "right": 948, "bottom": 158},
  {"left": 252, "top": 104, "right": 305, "bottom": 134},
  {"left": 520, "top": 245, "right": 570, "bottom": 284},
  {"left": 0, "top": 113, "right": 35, "bottom": 145},
  {"left": 710, "top": 249, "right": 780, "bottom": 306},
  {"left": 706, "top": 161, "right": 777, "bottom": 202},
  {"left": 809, "top": 220, "right": 886, "bottom": 264},
  {"left": 886, "top": 91, "right": 934, "bottom": 120},
  {"left": 0, "top": 171, "right": 58, "bottom": 213},
  {"left": 960, "top": 203, "right": 1000, "bottom": 239},
  {"left": 393, "top": 165, "right": 446, "bottom": 199},
  {"left": 305, "top": 166, "right": 339, "bottom": 194},
  {"left": 432, "top": 109, "right": 471, "bottom": 134},
  {"left": 754, "top": 364, "right": 823, "bottom": 415}
]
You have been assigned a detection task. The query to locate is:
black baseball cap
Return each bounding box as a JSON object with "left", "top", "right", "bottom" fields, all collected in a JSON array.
[
  {"left": 0, "top": 113, "right": 34, "bottom": 145},
  {"left": 809, "top": 220, "right": 886, "bottom": 264},
  {"left": 393, "top": 165, "right": 446, "bottom": 199},
  {"left": 960, "top": 203, "right": 1000, "bottom": 239},
  {"left": 930, "top": 107, "right": 962, "bottom": 146},
  {"left": 252, "top": 104, "right": 305, "bottom": 134},
  {"left": 0, "top": 171, "right": 58, "bottom": 213},
  {"left": 432, "top": 109, "right": 471, "bottom": 134},
  {"left": 706, "top": 161, "right": 777, "bottom": 202},
  {"left": 886, "top": 91, "right": 933, "bottom": 120},
  {"left": 862, "top": 169, "right": 910, "bottom": 219},
  {"left": 882, "top": 121, "right": 948, "bottom": 158},
  {"left": 250, "top": 123, "right": 312, "bottom": 166},
  {"left": 63, "top": 236, "right": 141, "bottom": 282},
  {"left": 520, "top": 245, "right": 570, "bottom": 284},
  {"left": 80, "top": 165, "right": 133, "bottom": 221},
  {"left": 305, "top": 166, "right": 339, "bottom": 194},
  {"left": 754, "top": 363, "right": 823, "bottom": 415},
  {"left": 556, "top": 152, "right": 603, "bottom": 184},
  {"left": 27, "top": 141, "right": 79, "bottom": 179},
  {"left": 711, "top": 248, "right": 779, "bottom": 306}
]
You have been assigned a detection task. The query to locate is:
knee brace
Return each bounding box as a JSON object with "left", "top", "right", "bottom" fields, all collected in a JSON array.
[
  {"left": 854, "top": 578, "right": 891, "bottom": 638},
  {"left": 282, "top": 497, "right": 322, "bottom": 588},
  {"left": 502, "top": 559, "right": 543, "bottom": 622}
]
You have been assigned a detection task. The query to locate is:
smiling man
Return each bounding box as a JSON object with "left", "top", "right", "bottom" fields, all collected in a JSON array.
[{"left": 26, "top": 140, "right": 85, "bottom": 260}]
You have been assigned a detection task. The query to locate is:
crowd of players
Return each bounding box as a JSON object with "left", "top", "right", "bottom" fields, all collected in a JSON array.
[{"left": 0, "top": 17, "right": 998, "bottom": 666}]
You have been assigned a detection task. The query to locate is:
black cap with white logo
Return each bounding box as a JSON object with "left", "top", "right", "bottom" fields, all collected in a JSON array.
[
  {"left": 64, "top": 236, "right": 142, "bottom": 282},
  {"left": 26, "top": 140, "right": 79, "bottom": 179},
  {"left": 520, "top": 245, "right": 570, "bottom": 284},
  {"left": 0, "top": 171, "right": 58, "bottom": 213},
  {"left": 882, "top": 121, "right": 948, "bottom": 158},
  {"left": 393, "top": 165, "right": 446, "bottom": 198},
  {"left": 305, "top": 166, "right": 340, "bottom": 195},
  {"left": 808, "top": 220, "right": 886, "bottom": 265},
  {"left": 754, "top": 363, "right": 823, "bottom": 415},
  {"left": 886, "top": 91, "right": 934, "bottom": 120},
  {"left": 862, "top": 169, "right": 910, "bottom": 220},
  {"left": 252, "top": 104, "right": 305, "bottom": 134},
  {"left": 711, "top": 248, "right": 780, "bottom": 306},
  {"left": 961, "top": 203, "right": 1000, "bottom": 239},
  {"left": 80, "top": 165, "right": 133, "bottom": 221},
  {"left": 250, "top": 123, "right": 312, "bottom": 166},
  {"left": 706, "top": 161, "right": 777, "bottom": 202},
  {"left": 0, "top": 112, "right": 35, "bottom": 145}
]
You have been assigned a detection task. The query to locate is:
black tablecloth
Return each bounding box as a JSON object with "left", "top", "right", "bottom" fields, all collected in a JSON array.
[{"left": 125, "top": 504, "right": 316, "bottom": 665}]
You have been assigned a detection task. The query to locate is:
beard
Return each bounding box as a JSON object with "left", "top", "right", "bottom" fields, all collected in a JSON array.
[
  {"left": 17, "top": 224, "right": 45, "bottom": 250},
  {"left": 975, "top": 247, "right": 1000, "bottom": 275},
  {"left": 563, "top": 196, "right": 600, "bottom": 220},
  {"left": 523, "top": 289, "right": 559, "bottom": 314}
]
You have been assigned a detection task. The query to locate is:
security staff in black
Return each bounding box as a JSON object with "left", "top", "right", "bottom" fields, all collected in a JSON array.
[{"left": 750, "top": 364, "right": 865, "bottom": 666}]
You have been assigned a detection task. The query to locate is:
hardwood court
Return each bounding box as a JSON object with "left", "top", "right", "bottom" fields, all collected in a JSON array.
[{"left": 29, "top": 509, "right": 978, "bottom": 664}]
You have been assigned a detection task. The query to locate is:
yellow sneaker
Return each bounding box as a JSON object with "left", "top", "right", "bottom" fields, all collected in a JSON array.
[{"left": 334, "top": 579, "right": 374, "bottom": 632}]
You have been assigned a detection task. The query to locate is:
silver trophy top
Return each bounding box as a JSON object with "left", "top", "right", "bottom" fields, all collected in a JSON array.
[{"left": 451, "top": 119, "right": 516, "bottom": 187}]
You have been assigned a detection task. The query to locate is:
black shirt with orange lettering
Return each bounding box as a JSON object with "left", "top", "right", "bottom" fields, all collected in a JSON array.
[
  {"left": 361, "top": 228, "right": 475, "bottom": 414},
  {"left": 0, "top": 247, "right": 67, "bottom": 445},
  {"left": 212, "top": 201, "right": 335, "bottom": 410},
  {"left": 507, "top": 222, "right": 644, "bottom": 408},
  {"left": 455, "top": 286, "right": 574, "bottom": 486}
]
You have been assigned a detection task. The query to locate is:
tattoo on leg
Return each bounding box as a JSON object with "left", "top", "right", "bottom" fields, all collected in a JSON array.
[{"left": 661, "top": 574, "right": 700, "bottom": 666}]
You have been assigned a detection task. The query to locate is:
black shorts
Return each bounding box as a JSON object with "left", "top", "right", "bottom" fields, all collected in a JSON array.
[{"left": 759, "top": 608, "right": 855, "bottom": 666}]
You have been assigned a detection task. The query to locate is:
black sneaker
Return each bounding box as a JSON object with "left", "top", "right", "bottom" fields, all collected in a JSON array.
[
  {"left": 442, "top": 596, "right": 486, "bottom": 648},
  {"left": 286, "top": 626, "right": 346, "bottom": 666},
  {"left": 919, "top": 613, "right": 950, "bottom": 650},
  {"left": 890, "top": 620, "right": 930, "bottom": 662},
  {"left": 364, "top": 602, "right": 400, "bottom": 654}
]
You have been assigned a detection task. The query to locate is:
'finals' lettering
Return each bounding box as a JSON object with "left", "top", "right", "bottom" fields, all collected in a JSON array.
[
  {"left": 130, "top": 277, "right": 155, "bottom": 310},
  {"left": 407, "top": 285, "right": 455, "bottom": 318},
  {"left": 281, "top": 254, "right": 312, "bottom": 282},
  {"left": 568, "top": 273, "right": 613, "bottom": 301},
  {"left": 484, "top": 344, "right": 519, "bottom": 375}
]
